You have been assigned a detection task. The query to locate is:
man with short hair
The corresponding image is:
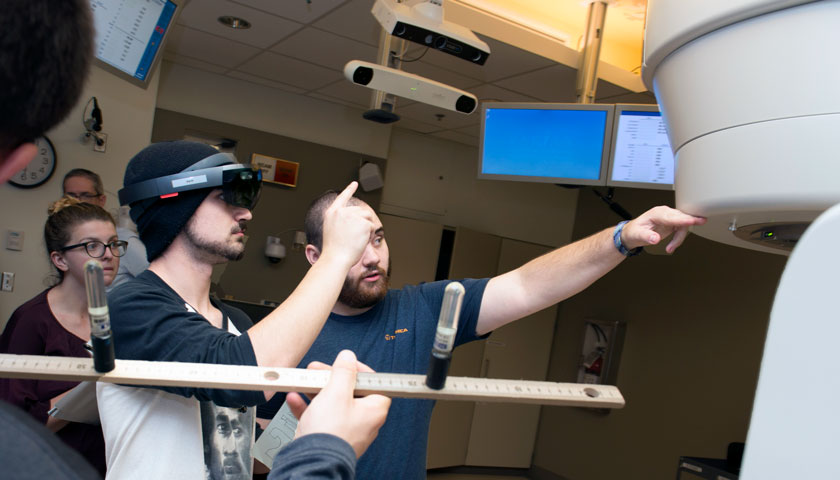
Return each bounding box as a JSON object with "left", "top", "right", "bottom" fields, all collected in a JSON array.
[
  {"left": 62, "top": 169, "right": 106, "bottom": 207},
  {"left": 98, "top": 141, "right": 390, "bottom": 479},
  {"left": 288, "top": 191, "right": 707, "bottom": 479},
  {"left": 0, "top": 0, "right": 93, "bottom": 184}
]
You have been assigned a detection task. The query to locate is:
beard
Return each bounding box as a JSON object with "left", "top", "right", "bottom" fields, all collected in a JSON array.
[
  {"left": 338, "top": 263, "right": 391, "bottom": 309},
  {"left": 184, "top": 218, "right": 247, "bottom": 263}
]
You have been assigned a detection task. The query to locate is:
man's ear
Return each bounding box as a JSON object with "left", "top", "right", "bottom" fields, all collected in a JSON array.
[
  {"left": 50, "top": 251, "right": 69, "bottom": 272},
  {"left": 0, "top": 143, "right": 36, "bottom": 184},
  {"left": 95, "top": 194, "right": 107, "bottom": 208},
  {"left": 304, "top": 245, "right": 320, "bottom": 265}
]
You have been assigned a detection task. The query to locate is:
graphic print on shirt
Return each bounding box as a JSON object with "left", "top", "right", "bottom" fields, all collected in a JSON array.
[
  {"left": 200, "top": 402, "right": 255, "bottom": 480},
  {"left": 384, "top": 327, "right": 410, "bottom": 341},
  {"left": 197, "top": 306, "right": 255, "bottom": 480}
]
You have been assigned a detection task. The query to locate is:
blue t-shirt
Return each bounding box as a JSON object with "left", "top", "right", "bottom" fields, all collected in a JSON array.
[{"left": 273, "top": 278, "right": 489, "bottom": 480}]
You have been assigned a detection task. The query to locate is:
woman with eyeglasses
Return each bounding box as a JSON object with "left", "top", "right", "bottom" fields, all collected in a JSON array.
[{"left": 0, "top": 196, "right": 127, "bottom": 476}]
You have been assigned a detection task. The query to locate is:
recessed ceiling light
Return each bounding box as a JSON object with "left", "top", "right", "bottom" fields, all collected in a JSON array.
[{"left": 218, "top": 15, "right": 251, "bottom": 29}]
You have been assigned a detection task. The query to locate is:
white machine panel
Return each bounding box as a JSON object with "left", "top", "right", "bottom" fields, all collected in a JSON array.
[
  {"left": 739, "top": 204, "right": 840, "bottom": 478},
  {"left": 643, "top": 0, "right": 840, "bottom": 254}
]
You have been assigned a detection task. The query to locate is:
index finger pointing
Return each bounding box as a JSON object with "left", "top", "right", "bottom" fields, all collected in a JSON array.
[{"left": 332, "top": 181, "right": 359, "bottom": 208}]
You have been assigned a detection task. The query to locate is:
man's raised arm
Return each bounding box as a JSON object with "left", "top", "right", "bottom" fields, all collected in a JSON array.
[{"left": 476, "top": 206, "right": 706, "bottom": 335}]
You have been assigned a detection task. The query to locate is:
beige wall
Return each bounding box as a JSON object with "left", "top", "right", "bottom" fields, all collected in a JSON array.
[
  {"left": 382, "top": 128, "right": 580, "bottom": 248},
  {"left": 0, "top": 66, "right": 160, "bottom": 326},
  {"left": 531, "top": 187, "right": 787, "bottom": 479}
]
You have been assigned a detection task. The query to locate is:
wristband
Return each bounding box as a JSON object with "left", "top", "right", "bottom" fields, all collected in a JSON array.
[{"left": 613, "top": 221, "right": 642, "bottom": 257}]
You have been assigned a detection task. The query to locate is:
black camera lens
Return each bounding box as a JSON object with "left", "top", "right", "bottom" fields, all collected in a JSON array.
[
  {"left": 352, "top": 66, "right": 374, "bottom": 86},
  {"left": 455, "top": 95, "right": 477, "bottom": 114}
]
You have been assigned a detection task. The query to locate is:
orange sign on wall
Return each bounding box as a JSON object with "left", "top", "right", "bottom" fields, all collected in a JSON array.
[{"left": 251, "top": 153, "right": 299, "bottom": 187}]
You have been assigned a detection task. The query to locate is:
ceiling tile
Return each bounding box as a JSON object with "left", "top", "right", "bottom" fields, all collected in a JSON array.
[
  {"left": 314, "top": 80, "right": 375, "bottom": 108},
  {"left": 162, "top": 54, "right": 229, "bottom": 74},
  {"left": 597, "top": 91, "right": 657, "bottom": 104},
  {"left": 453, "top": 123, "right": 480, "bottom": 137},
  {"left": 226, "top": 71, "right": 307, "bottom": 94},
  {"left": 469, "top": 84, "right": 541, "bottom": 103},
  {"left": 478, "top": 35, "right": 559, "bottom": 81},
  {"left": 430, "top": 129, "right": 480, "bottom": 147},
  {"left": 396, "top": 101, "right": 480, "bottom": 130},
  {"left": 271, "top": 27, "right": 379, "bottom": 71},
  {"left": 232, "top": 0, "right": 348, "bottom": 23},
  {"left": 408, "top": 34, "right": 556, "bottom": 84},
  {"left": 237, "top": 51, "right": 343, "bottom": 90},
  {"left": 401, "top": 61, "right": 484, "bottom": 90},
  {"left": 306, "top": 92, "right": 368, "bottom": 110},
  {"left": 165, "top": 25, "right": 262, "bottom": 68},
  {"left": 178, "top": 0, "right": 302, "bottom": 49},
  {"left": 392, "top": 118, "right": 442, "bottom": 134},
  {"left": 493, "top": 63, "right": 579, "bottom": 102},
  {"left": 593, "top": 79, "right": 654, "bottom": 103},
  {"left": 313, "top": 0, "right": 381, "bottom": 47}
]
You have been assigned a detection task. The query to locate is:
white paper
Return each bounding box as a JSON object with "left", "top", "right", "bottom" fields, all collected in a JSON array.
[
  {"left": 253, "top": 402, "right": 299, "bottom": 470},
  {"left": 48, "top": 381, "right": 100, "bottom": 425}
]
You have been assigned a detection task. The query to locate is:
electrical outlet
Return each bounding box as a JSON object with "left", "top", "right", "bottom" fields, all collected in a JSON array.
[
  {"left": 93, "top": 132, "right": 107, "bottom": 152},
  {"left": 1, "top": 272, "right": 14, "bottom": 292}
]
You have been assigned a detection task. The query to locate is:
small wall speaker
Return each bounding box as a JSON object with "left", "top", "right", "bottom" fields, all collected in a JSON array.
[{"left": 359, "top": 162, "right": 384, "bottom": 191}]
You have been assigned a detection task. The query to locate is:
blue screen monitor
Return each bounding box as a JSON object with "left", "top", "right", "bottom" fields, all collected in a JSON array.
[
  {"left": 606, "top": 104, "right": 675, "bottom": 190},
  {"left": 89, "top": 0, "right": 181, "bottom": 88},
  {"left": 478, "top": 102, "right": 614, "bottom": 186}
]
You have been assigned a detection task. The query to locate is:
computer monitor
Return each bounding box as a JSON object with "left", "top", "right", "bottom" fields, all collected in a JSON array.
[
  {"left": 606, "top": 104, "right": 675, "bottom": 190},
  {"left": 89, "top": 0, "right": 181, "bottom": 88},
  {"left": 478, "top": 102, "right": 614, "bottom": 186}
]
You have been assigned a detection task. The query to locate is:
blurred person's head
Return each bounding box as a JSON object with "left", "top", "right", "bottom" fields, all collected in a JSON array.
[
  {"left": 63, "top": 168, "right": 105, "bottom": 207},
  {"left": 0, "top": 0, "right": 93, "bottom": 184}
]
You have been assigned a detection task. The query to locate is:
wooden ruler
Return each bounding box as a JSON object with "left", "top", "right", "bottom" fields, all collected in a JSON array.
[{"left": 0, "top": 353, "right": 624, "bottom": 408}]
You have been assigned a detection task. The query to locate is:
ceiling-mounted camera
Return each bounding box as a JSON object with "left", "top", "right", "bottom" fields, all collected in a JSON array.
[
  {"left": 345, "top": 60, "right": 477, "bottom": 114},
  {"left": 372, "top": 0, "right": 490, "bottom": 65}
]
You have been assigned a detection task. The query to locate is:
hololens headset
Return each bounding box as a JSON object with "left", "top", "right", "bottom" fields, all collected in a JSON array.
[{"left": 118, "top": 152, "right": 262, "bottom": 214}]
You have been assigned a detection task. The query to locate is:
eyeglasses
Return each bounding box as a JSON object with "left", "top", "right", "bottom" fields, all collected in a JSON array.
[
  {"left": 66, "top": 192, "right": 102, "bottom": 201},
  {"left": 60, "top": 240, "right": 128, "bottom": 258}
]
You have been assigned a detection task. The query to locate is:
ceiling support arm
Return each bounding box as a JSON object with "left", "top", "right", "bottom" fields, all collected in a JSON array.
[{"left": 575, "top": 1, "right": 608, "bottom": 104}]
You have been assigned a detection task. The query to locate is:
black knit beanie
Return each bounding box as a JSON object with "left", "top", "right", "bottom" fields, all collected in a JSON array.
[{"left": 123, "top": 141, "right": 224, "bottom": 262}]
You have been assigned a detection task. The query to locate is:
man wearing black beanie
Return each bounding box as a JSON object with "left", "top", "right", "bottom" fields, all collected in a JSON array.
[{"left": 97, "top": 141, "right": 390, "bottom": 479}]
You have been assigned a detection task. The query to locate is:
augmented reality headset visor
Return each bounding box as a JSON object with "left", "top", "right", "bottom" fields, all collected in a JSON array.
[{"left": 118, "top": 153, "right": 262, "bottom": 210}]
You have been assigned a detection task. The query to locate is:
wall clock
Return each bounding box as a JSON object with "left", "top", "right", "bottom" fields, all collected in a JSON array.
[{"left": 8, "top": 136, "right": 57, "bottom": 188}]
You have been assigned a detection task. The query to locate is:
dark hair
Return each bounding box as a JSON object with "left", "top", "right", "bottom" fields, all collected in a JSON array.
[
  {"left": 45, "top": 196, "right": 115, "bottom": 283},
  {"left": 303, "top": 190, "right": 365, "bottom": 251},
  {"left": 0, "top": 0, "right": 93, "bottom": 152},
  {"left": 63, "top": 168, "right": 104, "bottom": 195}
]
